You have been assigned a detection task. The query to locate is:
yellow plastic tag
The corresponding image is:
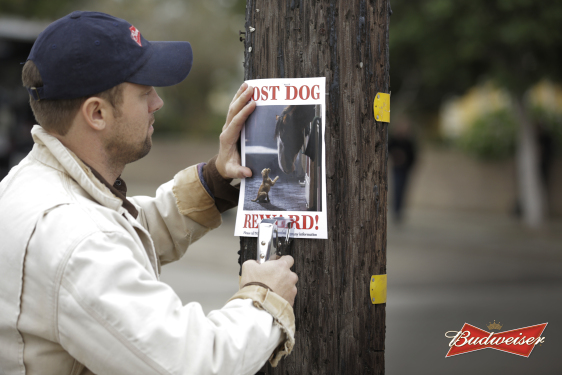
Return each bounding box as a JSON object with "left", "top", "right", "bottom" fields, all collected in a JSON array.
[
  {"left": 373, "top": 93, "right": 390, "bottom": 123},
  {"left": 370, "top": 274, "right": 387, "bottom": 304}
]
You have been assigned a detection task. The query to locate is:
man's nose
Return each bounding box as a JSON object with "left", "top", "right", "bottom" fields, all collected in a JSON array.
[{"left": 150, "top": 89, "right": 164, "bottom": 113}]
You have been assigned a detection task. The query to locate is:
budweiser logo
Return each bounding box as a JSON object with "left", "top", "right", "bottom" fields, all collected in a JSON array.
[{"left": 445, "top": 322, "right": 547, "bottom": 357}]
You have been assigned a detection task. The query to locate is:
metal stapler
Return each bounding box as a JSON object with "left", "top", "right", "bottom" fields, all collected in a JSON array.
[{"left": 256, "top": 217, "right": 295, "bottom": 263}]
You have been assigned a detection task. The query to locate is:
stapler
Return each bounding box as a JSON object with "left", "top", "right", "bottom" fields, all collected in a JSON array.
[{"left": 256, "top": 217, "right": 295, "bottom": 263}]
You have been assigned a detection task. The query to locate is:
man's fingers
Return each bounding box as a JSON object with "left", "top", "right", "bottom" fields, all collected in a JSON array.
[
  {"left": 279, "top": 255, "right": 295, "bottom": 268},
  {"left": 242, "top": 259, "right": 258, "bottom": 269},
  {"left": 290, "top": 271, "right": 298, "bottom": 285},
  {"left": 226, "top": 85, "right": 252, "bottom": 124},
  {"left": 225, "top": 85, "right": 254, "bottom": 126},
  {"left": 221, "top": 100, "right": 256, "bottom": 145},
  {"left": 231, "top": 82, "right": 249, "bottom": 105},
  {"left": 224, "top": 164, "right": 252, "bottom": 179},
  {"left": 231, "top": 85, "right": 254, "bottom": 117},
  {"left": 237, "top": 166, "right": 252, "bottom": 178},
  {"left": 239, "top": 255, "right": 298, "bottom": 306}
]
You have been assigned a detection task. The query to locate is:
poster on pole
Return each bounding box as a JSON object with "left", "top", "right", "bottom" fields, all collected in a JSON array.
[{"left": 234, "top": 77, "right": 328, "bottom": 239}]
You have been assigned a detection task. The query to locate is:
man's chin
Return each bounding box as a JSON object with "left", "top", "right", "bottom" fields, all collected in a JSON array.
[
  {"left": 127, "top": 136, "right": 152, "bottom": 165},
  {"left": 139, "top": 136, "right": 152, "bottom": 160}
]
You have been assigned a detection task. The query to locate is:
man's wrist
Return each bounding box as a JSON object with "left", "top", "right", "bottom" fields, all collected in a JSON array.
[
  {"left": 242, "top": 281, "right": 273, "bottom": 292},
  {"left": 201, "top": 155, "right": 239, "bottom": 213},
  {"left": 214, "top": 155, "right": 229, "bottom": 179},
  {"left": 203, "top": 156, "right": 232, "bottom": 184}
]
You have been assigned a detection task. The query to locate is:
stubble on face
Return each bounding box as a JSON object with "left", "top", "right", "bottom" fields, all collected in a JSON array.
[{"left": 104, "top": 113, "right": 154, "bottom": 167}]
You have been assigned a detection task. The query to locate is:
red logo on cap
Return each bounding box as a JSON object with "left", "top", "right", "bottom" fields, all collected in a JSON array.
[{"left": 129, "top": 26, "right": 142, "bottom": 47}]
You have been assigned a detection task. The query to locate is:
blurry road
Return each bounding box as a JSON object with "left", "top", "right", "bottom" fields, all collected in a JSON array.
[
  {"left": 123, "top": 139, "right": 562, "bottom": 374},
  {"left": 386, "top": 209, "right": 562, "bottom": 375}
]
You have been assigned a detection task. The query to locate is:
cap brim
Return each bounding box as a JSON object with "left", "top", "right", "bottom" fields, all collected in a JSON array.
[{"left": 126, "top": 41, "right": 193, "bottom": 87}]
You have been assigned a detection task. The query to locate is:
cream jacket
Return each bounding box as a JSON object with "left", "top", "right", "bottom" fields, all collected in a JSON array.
[{"left": 0, "top": 126, "right": 295, "bottom": 375}]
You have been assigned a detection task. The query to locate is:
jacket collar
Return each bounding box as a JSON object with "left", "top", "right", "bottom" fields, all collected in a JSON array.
[
  {"left": 84, "top": 163, "right": 139, "bottom": 218},
  {"left": 30, "top": 125, "right": 127, "bottom": 214}
]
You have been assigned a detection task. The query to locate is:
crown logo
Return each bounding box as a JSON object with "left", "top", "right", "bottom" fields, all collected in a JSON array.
[{"left": 487, "top": 320, "right": 503, "bottom": 331}]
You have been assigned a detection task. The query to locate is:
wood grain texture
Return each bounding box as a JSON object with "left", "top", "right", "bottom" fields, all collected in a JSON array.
[{"left": 240, "top": 1, "right": 389, "bottom": 373}]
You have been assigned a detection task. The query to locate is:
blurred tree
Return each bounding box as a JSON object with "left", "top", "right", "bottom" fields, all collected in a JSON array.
[
  {"left": 460, "top": 110, "right": 518, "bottom": 160},
  {"left": 1, "top": 0, "right": 248, "bottom": 138},
  {"left": 390, "top": 0, "right": 562, "bottom": 228},
  {"left": 0, "top": 0, "right": 83, "bottom": 18},
  {"left": 390, "top": 0, "right": 562, "bottom": 111}
]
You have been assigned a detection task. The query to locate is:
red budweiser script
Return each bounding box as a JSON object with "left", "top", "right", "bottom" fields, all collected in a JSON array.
[{"left": 445, "top": 323, "right": 547, "bottom": 357}]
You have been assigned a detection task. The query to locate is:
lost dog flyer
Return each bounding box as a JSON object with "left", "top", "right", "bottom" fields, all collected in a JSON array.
[{"left": 234, "top": 77, "right": 328, "bottom": 239}]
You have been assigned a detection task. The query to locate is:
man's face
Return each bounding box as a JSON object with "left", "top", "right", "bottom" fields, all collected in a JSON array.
[{"left": 104, "top": 83, "right": 163, "bottom": 165}]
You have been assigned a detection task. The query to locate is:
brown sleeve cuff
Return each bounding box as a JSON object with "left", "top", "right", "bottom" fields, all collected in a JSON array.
[
  {"left": 202, "top": 155, "right": 240, "bottom": 213},
  {"left": 172, "top": 165, "right": 222, "bottom": 229}
]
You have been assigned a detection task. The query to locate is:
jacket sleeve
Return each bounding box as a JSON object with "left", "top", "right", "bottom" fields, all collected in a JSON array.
[
  {"left": 56, "top": 230, "right": 292, "bottom": 375},
  {"left": 200, "top": 156, "right": 240, "bottom": 213},
  {"left": 129, "top": 165, "right": 222, "bottom": 265}
]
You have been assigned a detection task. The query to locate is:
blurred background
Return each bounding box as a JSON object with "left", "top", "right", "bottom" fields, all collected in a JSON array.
[{"left": 1, "top": 0, "right": 561, "bottom": 374}]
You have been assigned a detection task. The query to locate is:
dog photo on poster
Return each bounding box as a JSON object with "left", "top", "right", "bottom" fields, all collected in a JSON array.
[{"left": 235, "top": 77, "right": 328, "bottom": 239}]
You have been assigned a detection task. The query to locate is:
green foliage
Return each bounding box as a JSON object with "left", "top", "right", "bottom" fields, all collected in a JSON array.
[
  {"left": 390, "top": 0, "right": 562, "bottom": 112},
  {"left": 459, "top": 110, "right": 517, "bottom": 160}
]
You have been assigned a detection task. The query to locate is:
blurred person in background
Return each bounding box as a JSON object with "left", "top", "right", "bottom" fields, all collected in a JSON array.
[
  {"left": 537, "top": 121, "right": 555, "bottom": 214},
  {"left": 513, "top": 119, "right": 556, "bottom": 218},
  {"left": 0, "top": 11, "right": 297, "bottom": 375},
  {"left": 388, "top": 118, "right": 417, "bottom": 223}
]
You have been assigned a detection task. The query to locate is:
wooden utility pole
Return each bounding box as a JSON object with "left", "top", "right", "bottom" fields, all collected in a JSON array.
[{"left": 239, "top": 1, "right": 390, "bottom": 373}]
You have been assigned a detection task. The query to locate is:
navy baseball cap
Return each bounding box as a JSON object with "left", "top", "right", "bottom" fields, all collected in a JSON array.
[{"left": 26, "top": 11, "right": 193, "bottom": 101}]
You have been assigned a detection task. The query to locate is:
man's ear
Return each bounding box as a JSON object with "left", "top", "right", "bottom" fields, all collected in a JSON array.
[{"left": 80, "top": 97, "right": 112, "bottom": 131}]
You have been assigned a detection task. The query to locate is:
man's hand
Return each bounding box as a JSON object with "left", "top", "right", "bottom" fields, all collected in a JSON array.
[
  {"left": 215, "top": 83, "right": 256, "bottom": 179},
  {"left": 240, "top": 256, "right": 298, "bottom": 306}
]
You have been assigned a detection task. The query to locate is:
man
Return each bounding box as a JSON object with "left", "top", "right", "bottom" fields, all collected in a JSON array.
[
  {"left": 388, "top": 118, "right": 416, "bottom": 223},
  {"left": 0, "top": 11, "right": 298, "bottom": 375}
]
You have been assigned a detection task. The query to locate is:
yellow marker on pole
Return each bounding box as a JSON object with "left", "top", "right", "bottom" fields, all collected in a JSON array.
[
  {"left": 373, "top": 92, "right": 390, "bottom": 123},
  {"left": 370, "top": 274, "right": 387, "bottom": 304}
]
